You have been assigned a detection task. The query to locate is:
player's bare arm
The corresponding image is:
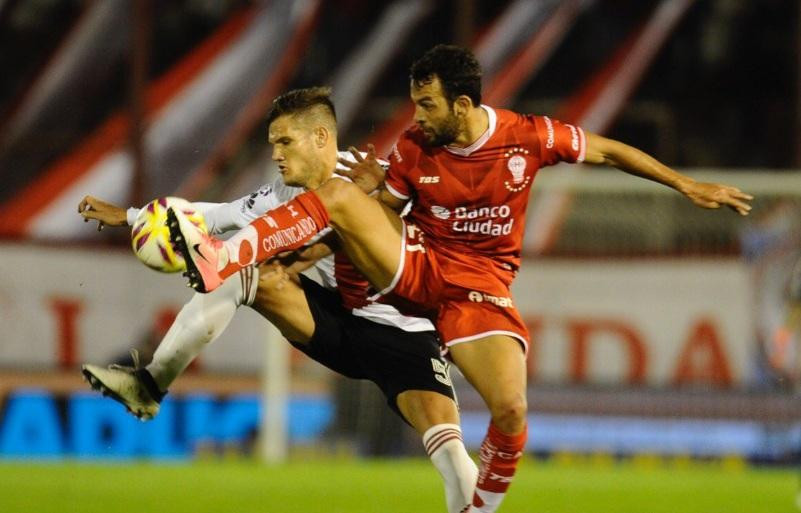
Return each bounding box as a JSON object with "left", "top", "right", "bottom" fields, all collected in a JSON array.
[
  {"left": 78, "top": 195, "right": 128, "bottom": 230},
  {"left": 583, "top": 132, "right": 753, "bottom": 215},
  {"left": 276, "top": 232, "right": 338, "bottom": 278}
]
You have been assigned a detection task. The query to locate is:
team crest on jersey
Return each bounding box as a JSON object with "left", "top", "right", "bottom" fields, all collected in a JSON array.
[{"left": 504, "top": 147, "right": 531, "bottom": 192}]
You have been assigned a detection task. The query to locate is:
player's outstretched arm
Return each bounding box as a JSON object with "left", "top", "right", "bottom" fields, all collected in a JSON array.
[
  {"left": 78, "top": 195, "right": 128, "bottom": 230},
  {"left": 583, "top": 132, "right": 753, "bottom": 216}
]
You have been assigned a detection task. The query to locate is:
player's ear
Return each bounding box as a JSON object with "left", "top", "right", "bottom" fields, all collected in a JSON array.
[
  {"left": 313, "top": 125, "right": 328, "bottom": 148},
  {"left": 453, "top": 95, "right": 471, "bottom": 117}
]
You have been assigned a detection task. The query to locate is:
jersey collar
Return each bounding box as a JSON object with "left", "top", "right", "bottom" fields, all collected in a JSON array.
[{"left": 444, "top": 105, "right": 497, "bottom": 157}]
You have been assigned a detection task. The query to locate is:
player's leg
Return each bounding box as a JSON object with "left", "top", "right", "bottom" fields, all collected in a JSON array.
[
  {"left": 397, "top": 390, "right": 478, "bottom": 513},
  {"left": 359, "top": 320, "right": 476, "bottom": 513},
  {"left": 448, "top": 335, "right": 528, "bottom": 513},
  {"left": 314, "top": 179, "right": 403, "bottom": 290},
  {"left": 146, "top": 267, "right": 259, "bottom": 389},
  {"left": 168, "top": 180, "right": 403, "bottom": 293},
  {"left": 248, "top": 262, "right": 316, "bottom": 344},
  {"left": 81, "top": 267, "right": 259, "bottom": 419}
]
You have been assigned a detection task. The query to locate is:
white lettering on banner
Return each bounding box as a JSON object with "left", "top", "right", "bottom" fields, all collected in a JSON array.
[
  {"left": 419, "top": 176, "right": 440, "bottom": 184},
  {"left": 544, "top": 116, "right": 555, "bottom": 149},
  {"left": 262, "top": 217, "right": 317, "bottom": 252},
  {"left": 468, "top": 291, "right": 514, "bottom": 308}
]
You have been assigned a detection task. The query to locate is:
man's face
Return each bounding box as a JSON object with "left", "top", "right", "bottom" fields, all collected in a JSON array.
[
  {"left": 268, "top": 114, "right": 321, "bottom": 188},
  {"left": 410, "top": 76, "right": 460, "bottom": 147}
]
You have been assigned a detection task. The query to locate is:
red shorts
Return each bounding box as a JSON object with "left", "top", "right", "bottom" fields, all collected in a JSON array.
[{"left": 372, "top": 221, "right": 529, "bottom": 353}]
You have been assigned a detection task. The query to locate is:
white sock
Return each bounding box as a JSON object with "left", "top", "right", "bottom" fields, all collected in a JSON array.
[
  {"left": 146, "top": 267, "right": 259, "bottom": 391},
  {"left": 423, "top": 423, "right": 478, "bottom": 513}
]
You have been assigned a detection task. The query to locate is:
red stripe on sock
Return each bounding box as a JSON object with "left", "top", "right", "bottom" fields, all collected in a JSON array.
[
  {"left": 425, "top": 427, "right": 461, "bottom": 447},
  {"left": 424, "top": 428, "right": 462, "bottom": 453},
  {"left": 426, "top": 433, "right": 462, "bottom": 456}
]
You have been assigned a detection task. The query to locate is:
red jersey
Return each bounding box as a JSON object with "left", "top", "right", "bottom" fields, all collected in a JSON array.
[{"left": 385, "top": 107, "right": 585, "bottom": 274}]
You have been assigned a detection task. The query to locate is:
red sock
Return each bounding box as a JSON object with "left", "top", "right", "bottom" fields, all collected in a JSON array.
[
  {"left": 219, "top": 191, "right": 329, "bottom": 279},
  {"left": 471, "top": 422, "right": 527, "bottom": 512}
]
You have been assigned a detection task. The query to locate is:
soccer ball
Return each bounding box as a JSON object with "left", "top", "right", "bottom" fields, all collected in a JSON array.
[{"left": 131, "top": 197, "right": 207, "bottom": 273}]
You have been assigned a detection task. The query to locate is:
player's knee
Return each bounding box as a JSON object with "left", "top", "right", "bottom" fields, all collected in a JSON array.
[{"left": 490, "top": 394, "right": 528, "bottom": 433}]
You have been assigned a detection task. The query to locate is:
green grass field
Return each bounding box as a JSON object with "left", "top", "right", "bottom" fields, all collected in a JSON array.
[{"left": 0, "top": 458, "right": 795, "bottom": 513}]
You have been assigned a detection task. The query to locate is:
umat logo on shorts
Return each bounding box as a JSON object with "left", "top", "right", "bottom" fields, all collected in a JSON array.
[{"left": 467, "top": 291, "right": 514, "bottom": 308}]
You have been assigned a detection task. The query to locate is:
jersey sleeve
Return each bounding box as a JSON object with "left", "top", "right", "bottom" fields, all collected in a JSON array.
[
  {"left": 532, "top": 115, "right": 586, "bottom": 167},
  {"left": 124, "top": 179, "right": 310, "bottom": 236},
  {"left": 384, "top": 139, "right": 414, "bottom": 201},
  {"left": 201, "top": 180, "right": 294, "bottom": 234}
]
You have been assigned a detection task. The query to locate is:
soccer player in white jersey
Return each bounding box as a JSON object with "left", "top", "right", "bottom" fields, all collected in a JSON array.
[{"left": 79, "top": 87, "right": 478, "bottom": 513}]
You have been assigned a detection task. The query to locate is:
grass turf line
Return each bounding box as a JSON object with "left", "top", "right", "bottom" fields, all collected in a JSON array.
[{"left": 0, "top": 458, "right": 795, "bottom": 513}]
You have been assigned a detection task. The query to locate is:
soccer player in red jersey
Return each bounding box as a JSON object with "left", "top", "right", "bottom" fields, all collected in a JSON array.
[{"left": 169, "top": 46, "right": 753, "bottom": 512}]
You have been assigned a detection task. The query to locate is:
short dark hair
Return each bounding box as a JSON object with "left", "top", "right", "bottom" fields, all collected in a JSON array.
[
  {"left": 266, "top": 86, "right": 337, "bottom": 128},
  {"left": 410, "top": 44, "right": 482, "bottom": 106}
]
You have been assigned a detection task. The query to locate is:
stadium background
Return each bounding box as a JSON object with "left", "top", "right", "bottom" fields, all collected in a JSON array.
[{"left": 0, "top": 0, "right": 798, "bottom": 511}]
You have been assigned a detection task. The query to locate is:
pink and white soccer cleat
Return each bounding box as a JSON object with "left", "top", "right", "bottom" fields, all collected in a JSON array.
[{"left": 167, "top": 207, "right": 225, "bottom": 293}]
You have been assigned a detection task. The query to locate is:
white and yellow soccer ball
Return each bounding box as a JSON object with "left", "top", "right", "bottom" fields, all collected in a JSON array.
[{"left": 131, "top": 197, "right": 207, "bottom": 273}]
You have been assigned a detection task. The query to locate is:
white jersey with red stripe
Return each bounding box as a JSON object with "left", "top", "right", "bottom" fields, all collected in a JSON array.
[{"left": 127, "top": 151, "right": 434, "bottom": 332}]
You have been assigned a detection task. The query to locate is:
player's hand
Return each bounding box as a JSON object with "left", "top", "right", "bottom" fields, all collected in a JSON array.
[
  {"left": 78, "top": 195, "right": 128, "bottom": 231},
  {"left": 337, "top": 144, "right": 385, "bottom": 194},
  {"left": 258, "top": 261, "right": 292, "bottom": 291},
  {"left": 682, "top": 181, "right": 753, "bottom": 216}
]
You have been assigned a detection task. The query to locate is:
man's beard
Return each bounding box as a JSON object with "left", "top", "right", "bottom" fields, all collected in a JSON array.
[{"left": 423, "top": 116, "right": 460, "bottom": 147}]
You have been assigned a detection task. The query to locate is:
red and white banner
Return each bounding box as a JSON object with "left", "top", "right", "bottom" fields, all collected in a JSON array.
[
  {"left": 0, "top": 244, "right": 271, "bottom": 372},
  {"left": 512, "top": 259, "right": 753, "bottom": 387},
  {"left": 0, "top": 245, "right": 755, "bottom": 386}
]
